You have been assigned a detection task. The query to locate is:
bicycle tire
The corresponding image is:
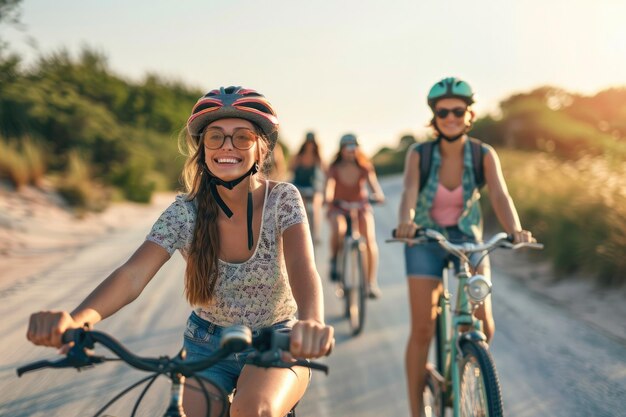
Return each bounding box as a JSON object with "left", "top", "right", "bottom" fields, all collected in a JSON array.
[
  {"left": 343, "top": 242, "right": 367, "bottom": 335},
  {"left": 458, "top": 339, "right": 503, "bottom": 417}
]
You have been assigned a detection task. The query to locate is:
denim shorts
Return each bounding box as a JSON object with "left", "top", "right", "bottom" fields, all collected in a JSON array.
[
  {"left": 404, "top": 226, "right": 487, "bottom": 280},
  {"left": 183, "top": 312, "right": 295, "bottom": 395}
]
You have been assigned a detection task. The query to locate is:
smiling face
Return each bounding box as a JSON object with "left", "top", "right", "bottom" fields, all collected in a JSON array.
[
  {"left": 433, "top": 97, "right": 474, "bottom": 138},
  {"left": 202, "top": 118, "right": 261, "bottom": 181}
]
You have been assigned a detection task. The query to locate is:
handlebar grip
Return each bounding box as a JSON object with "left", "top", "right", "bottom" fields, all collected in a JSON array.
[
  {"left": 272, "top": 331, "right": 291, "bottom": 351},
  {"left": 61, "top": 328, "right": 85, "bottom": 344},
  {"left": 16, "top": 360, "right": 53, "bottom": 377},
  {"left": 391, "top": 228, "right": 423, "bottom": 238}
]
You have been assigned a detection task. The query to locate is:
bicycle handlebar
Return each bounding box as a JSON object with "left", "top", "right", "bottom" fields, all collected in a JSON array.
[
  {"left": 332, "top": 198, "right": 383, "bottom": 210},
  {"left": 388, "top": 228, "right": 544, "bottom": 257},
  {"left": 17, "top": 325, "right": 329, "bottom": 378}
]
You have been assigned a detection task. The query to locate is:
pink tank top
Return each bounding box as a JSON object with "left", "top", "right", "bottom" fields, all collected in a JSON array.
[{"left": 430, "top": 183, "right": 463, "bottom": 227}]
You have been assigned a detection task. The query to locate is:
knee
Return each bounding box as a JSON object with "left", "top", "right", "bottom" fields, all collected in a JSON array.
[
  {"left": 230, "top": 397, "right": 278, "bottom": 417},
  {"left": 366, "top": 238, "right": 378, "bottom": 254}
]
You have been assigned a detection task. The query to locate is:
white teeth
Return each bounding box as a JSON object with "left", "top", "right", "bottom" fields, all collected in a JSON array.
[{"left": 216, "top": 158, "right": 240, "bottom": 164}]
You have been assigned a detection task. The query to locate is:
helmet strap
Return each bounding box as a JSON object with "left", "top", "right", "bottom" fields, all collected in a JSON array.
[
  {"left": 433, "top": 120, "right": 467, "bottom": 143},
  {"left": 206, "top": 162, "right": 260, "bottom": 250}
]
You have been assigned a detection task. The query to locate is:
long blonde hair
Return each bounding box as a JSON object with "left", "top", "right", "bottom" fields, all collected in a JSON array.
[{"left": 179, "top": 124, "right": 269, "bottom": 306}]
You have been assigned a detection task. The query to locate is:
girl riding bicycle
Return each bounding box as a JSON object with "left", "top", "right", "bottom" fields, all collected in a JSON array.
[
  {"left": 325, "top": 133, "right": 385, "bottom": 299},
  {"left": 394, "top": 77, "right": 534, "bottom": 417},
  {"left": 26, "top": 86, "right": 334, "bottom": 417},
  {"left": 289, "top": 132, "right": 326, "bottom": 243}
]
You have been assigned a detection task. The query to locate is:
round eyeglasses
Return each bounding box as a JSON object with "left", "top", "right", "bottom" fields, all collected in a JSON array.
[{"left": 202, "top": 128, "right": 259, "bottom": 150}]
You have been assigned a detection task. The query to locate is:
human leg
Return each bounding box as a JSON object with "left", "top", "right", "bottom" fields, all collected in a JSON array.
[
  {"left": 181, "top": 313, "right": 241, "bottom": 416},
  {"left": 230, "top": 365, "right": 310, "bottom": 417},
  {"left": 183, "top": 377, "right": 230, "bottom": 417},
  {"left": 473, "top": 255, "right": 495, "bottom": 342},
  {"left": 359, "top": 209, "right": 380, "bottom": 297},
  {"left": 329, "top": 212, "right": 346, "bottom": 281},
  {"left": 406, "top": 277, "right": 443, "bottom": 417},
  {"left": 311, "top": 192, "right": 323, "bottom": 243}
]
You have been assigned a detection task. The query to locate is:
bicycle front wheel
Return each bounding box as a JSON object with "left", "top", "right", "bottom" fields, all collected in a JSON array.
[
  {"left": 458, "top": 339, "right": 503, "bottom": 417},
  {"left": 343, "top": 243, "right": 366, "bottom": 336}
]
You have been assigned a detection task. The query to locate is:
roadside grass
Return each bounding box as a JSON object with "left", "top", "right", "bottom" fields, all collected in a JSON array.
[
  {"left": 496, "top": 150, "right": 626, "bottom": 286},
  {"left": 0, "top": 136, "right": 46, "bottom": 190},
  {"left": 56, "top": 150, "right": 110, "bottom": 214}
]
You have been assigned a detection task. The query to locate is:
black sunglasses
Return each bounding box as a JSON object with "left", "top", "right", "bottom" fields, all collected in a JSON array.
[
  {"left": 435, "top": 107, "right": 467, "bottom": 119},
  {"left": 202, "top": 127, "right": 259, "bottom": 150}
]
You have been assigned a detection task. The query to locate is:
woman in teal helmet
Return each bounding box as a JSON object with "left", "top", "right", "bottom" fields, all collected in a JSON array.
[{"left": 395, "top": 78, "right": 535, "bottom": 417}]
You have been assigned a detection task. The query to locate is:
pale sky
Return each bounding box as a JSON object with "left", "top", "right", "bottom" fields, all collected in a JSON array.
[{"left": 2, "top": 0, "right": 625, "bottom": 158}]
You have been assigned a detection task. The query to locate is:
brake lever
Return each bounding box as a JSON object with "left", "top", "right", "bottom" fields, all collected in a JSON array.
[
  {"left": 16, "top": 349, "right": 105, "bottom": 376},
  {"left": 65, "top": 344, "right": 106, "bottom": 370}
]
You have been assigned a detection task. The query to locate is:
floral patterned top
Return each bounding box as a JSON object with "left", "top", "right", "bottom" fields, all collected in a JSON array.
[{"left": 146, "top": 181, "right": 307, "bottom": 329}]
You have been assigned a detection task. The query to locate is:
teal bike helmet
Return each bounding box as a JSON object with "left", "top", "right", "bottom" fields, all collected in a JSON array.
[
  {"left": 339, "top": 133, "right": 359, "bottom": 148},
  {"left": 427, "top": 77, "right": 475, "bottom": 110}
]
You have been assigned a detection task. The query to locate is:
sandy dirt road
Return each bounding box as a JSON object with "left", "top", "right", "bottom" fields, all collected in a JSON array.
[{"left": 1, "top": 177, "right": 624, "bottom": 417}]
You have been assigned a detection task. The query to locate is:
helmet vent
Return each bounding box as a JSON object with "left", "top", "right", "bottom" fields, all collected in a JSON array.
[
  {"left": 193, "top": 102, "right": 220, "bottom": 114},
  {"left": 240, "top": 102, "right": 275, "bottom": 115}
]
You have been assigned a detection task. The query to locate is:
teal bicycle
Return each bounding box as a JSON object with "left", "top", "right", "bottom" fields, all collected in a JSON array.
[{"left": 388, "top": 228, "right": 542, "bottom": 417}]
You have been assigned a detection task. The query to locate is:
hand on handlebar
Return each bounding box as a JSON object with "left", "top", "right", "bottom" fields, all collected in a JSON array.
[
  {"left": 370, "top": 193, "right": 385, "bottom": 204},
  {"left": 511, "top": 229, "right": 536, "bottom": 244},
  {"left": 288, "top": 320, "right": 334, "bottom": 359},
  {"left": 394, "top": 221, "right": 419, "bottom": 240},
  {"left": 27, "top": 311, "right": 82, "bottom": 350}
]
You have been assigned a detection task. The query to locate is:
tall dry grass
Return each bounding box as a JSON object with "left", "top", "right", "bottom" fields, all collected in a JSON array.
[
  {"left": 499, "top": 150, "right": 626, "bottom": 286},
  {"left": 56, "top": 151, "right": 110, "bottom": 213},
  {"left": 22, "top": 138, "right": 47, "bottom": 187},
  {"left": 0, "top": 136, "right": 46, "bottom": 189}
]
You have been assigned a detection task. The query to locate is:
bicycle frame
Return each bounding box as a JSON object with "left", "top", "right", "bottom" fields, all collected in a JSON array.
[
  {"left": 335, "top": 200, "right": 366, "bottom": 290},
  {"left": 439, "top": 263, "right": 486, "bottom": 417},
  {"left": 333, "top": 200, "right": 368, "bottom": 336}
]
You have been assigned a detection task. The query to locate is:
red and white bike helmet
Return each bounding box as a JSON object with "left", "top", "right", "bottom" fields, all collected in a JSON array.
[{"left": 187, "top": 86, "right": 279, "bottom": 149}]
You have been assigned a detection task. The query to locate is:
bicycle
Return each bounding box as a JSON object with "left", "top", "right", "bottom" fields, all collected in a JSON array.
[
  {"left": 387, "top": 228, "right": 543, "bottom": 417},
  {"left": 332, "top": 199, "right": 376, "bottom": 336},
  {"left": 17, "top": 325, "right": 329, "bottom": 417}
]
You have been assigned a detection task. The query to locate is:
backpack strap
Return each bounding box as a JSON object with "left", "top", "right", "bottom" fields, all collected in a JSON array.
[
  {"left": 415, "top": 140, "right": 436, "bottom": 192},
  {"left": 469, "top": 137, "right": 487, "bottom": 189},
  {"left": 416, "top": 138, "right": 487, "bottom": 191}
]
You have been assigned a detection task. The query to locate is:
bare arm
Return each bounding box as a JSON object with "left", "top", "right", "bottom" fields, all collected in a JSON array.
[
  {"left": 27, "top": 241, "right": 170, "bottom": 347},
  {"left": 283, "top": 223, "right": 333, "bottom": 358},
  {"left": 71, "top": 241, "right": 170, "bottom": 324},
  {"left": 483, "top": 147, "right": 533, "bottom": 243},
  {"left": 367, "top": 167, "right": 385, "bottom": 201},
  {"left": 324, "top": 174, "right": 336, "bottom": 204},
  {"left": 396, "top": 144, "right": 420, "bottom": 238}
]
